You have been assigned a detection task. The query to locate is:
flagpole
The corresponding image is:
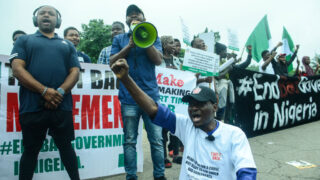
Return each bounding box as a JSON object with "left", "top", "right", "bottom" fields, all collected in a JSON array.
[{"left": 240, "top": 46, "right": 245, "bottom": 60}]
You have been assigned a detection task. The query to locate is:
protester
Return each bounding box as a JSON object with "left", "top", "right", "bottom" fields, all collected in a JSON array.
[
  {"left": 64, "top": 26, "right": 91, "bottom": 63},
  {"left": 173, "top": 39, "right": 182, "bottom": 57},
  {"left": 98, "top": 21, "right": 125, "bottom": 65},
  {"left": 111, "top": 58, "right": 257, "bottom": 180},
  {"left": 273, "top": 45, "right": 299, "bottom": 76},
  {"left": 160, "top": 36, "right": 181, "bottom": 69},
  {"left": 218, "top": 45, "right": 253, "bottom": 123},
  {"left": 301, "top": 56, "right": 319, "bottom": 76},
  {"left": 12, "top": 30, "right": 26, "bottom": 44},
  {"left": 10, "top": 5, "right": 80, "bottom": 180},
  {"left": 214, "top": 42, "right": 229, "bottom": 120},
  {"left": 109, "top": 4, "right": 166, "bottom": 180},
  {"left": 259, "top": 42, "right": 282, "bottom": 74},
  {"left": 173, "top": 38, "right": 184, "bottom": 69},
  {"left": 191, "top": 37, "right": 215, "bottom": 89},
  {"left": 160, "top": 35, "right": 183, "bottom": 168}
]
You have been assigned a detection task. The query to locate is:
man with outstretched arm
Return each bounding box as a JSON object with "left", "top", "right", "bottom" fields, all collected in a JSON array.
[{"left": 111, "top": 58, "right": 257, "bottom": 180}]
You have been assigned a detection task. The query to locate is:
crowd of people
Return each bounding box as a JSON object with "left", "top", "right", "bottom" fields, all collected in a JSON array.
[{"left": 9, "top": 3, "right": 320, "bottom": 180}]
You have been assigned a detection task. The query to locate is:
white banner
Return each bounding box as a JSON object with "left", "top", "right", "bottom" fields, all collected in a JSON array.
[
  {"left": 0, "top": 59, "right": 143, "bottom": 180},
  {"left": 156, "top": 67, "right": 197, "bottom": 114},
  {"left": 182, "top": 47, "right": 220, "bottom": 76},
  {"left": 227, "top": 28, "right": 239, "bottom": 51},
  {"left": 0, "top": 57, "right": 197, "bottom": 180}
]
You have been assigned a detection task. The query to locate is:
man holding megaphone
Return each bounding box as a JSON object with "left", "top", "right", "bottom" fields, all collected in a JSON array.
[{"left": 110, "top": 4, "right": 165, "bottom": 180}]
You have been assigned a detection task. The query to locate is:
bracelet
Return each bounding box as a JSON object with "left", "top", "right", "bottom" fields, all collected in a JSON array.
[{"left": 41, "top": 87, "right": 48, "bottom": 96}]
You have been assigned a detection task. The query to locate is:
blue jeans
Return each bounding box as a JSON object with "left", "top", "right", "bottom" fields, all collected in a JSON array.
[{"left": 121, "top": 104, "right": 165, "bottom": 180}]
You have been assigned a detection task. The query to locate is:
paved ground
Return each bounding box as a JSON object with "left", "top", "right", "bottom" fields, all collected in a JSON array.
[{"left": 91, "top": 121, "right": 320, "bottom": 180}]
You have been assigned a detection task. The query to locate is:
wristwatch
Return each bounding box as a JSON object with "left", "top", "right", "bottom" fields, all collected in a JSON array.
[{"left": 57, "top": 88, "right": 65, "bottom": 96}]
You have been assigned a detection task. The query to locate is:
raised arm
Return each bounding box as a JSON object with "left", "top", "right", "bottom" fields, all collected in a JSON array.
[
  {"left": 270, "top": 42, "right": 283, "bottom": 53},
  {"left": 235, "top": 45, "right": 252, "bottom": 69},
  {"left": 111, "top": 58, "right": 158, "bottom": 118},
  {"left": 287, "top": 44, "right": 299, "bottom": 66},
  {"left": 261, "top": 51, "right": 277, "bottom": 70}
]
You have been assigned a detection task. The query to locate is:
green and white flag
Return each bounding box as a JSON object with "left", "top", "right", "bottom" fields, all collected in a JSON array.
[
  {"left": 282, "top": 27, "right": 295, "bottom": 71},
  {"left": 180, "top": 17, "right": 191, "bottom": 46},
  {"left": 245, "top": 15, "right": 272, "bottom": 62}
]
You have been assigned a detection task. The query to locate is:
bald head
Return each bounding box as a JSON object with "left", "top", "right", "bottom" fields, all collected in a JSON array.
[{"left": 191, "top": 38, "right": 206, "bottom": 51}]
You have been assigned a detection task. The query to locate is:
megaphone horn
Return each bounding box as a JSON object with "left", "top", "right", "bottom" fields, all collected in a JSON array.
[{"left": 131, "top": 22, "right": 158, "bottom": 48}]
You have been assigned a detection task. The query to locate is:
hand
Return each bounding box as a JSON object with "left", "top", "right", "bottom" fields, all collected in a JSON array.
[
  {"left": 296, "top": 44, "right": 300, "bottom": 50},
  {"left": 43, "top": 88, "right": 63, "bottom": 107},
  {"left": 128, "top": 36, "right": 135, "bottom": 48},
  {"left": 111, "top": 58, "right": 129, "bottom": 80},
  {"left": 205, "top": 76, "right": 213, "bottom": 83},
  {"left": 271, "top": 51, "right": 277, "bottom": 58},
  {"left": 277, "top": 42, "right": 283, "bottom": 47},
  {"left": 195, "top": 73, "right": 201, "bottom": 79},
  {"left": 44, "top": 101, "right": 58, "bottom": 110}
]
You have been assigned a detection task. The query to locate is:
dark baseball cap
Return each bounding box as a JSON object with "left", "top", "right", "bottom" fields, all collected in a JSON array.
[
  {"left": 126, "top": 4, "right": 144, "bottom": 16},
  {"left": 182, "top": 86, "right": 217, "bottom": 104}
]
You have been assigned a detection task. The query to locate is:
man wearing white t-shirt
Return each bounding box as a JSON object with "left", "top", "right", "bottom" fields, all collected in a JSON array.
[
  {"left": 259, "top": 50, "right": 276, "bottom": 74},
  {"left": 259, "top": 42, "right": 283, "bottom": 74},
  {"left": 111, "top": 58, "right": 257, "bottom": 180}
]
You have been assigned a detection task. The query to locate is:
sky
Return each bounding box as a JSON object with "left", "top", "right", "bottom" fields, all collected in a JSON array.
[{"left": 1, "top": 0, "right": 320, "bottom": 62}]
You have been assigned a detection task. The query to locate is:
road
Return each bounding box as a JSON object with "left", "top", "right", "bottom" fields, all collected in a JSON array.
[{"left": 91, "top": 120, "right": 320, "bottom": 180}]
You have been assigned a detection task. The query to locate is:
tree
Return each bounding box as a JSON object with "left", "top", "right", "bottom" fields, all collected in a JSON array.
[{"left": 78, "top": 19, "right": 111, "bottom": 63}]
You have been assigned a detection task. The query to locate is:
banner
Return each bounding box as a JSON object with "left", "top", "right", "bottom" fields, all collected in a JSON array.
[
  {"left": 182, "top": 47, "right": 219, "bottom": 76},
  {"left": 227, "top": 28, "right": 239, "bottom": 51},
  {"left": 230, "top": 68, "right": 320, "bottom": 137},
  {"left": 0, "top": 58, "right": 142, "bottom": 180},
  {"left": 0, "top": 56, "right": 197, "bottom": 179},
  {"left": 156, "top": 67, "right": 197, "bottom": 114}
]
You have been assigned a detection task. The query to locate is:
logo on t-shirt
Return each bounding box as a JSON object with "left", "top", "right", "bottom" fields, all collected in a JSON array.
[
  {"left": 61, "top": 40, "right": 68, "bottom": 45},
  {"left": 211, "top": 152, "right": 222, "bottom": 160}
]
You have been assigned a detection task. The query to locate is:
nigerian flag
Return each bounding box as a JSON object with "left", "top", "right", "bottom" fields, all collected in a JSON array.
[
  {"left": 282, "top": 27, "right": 295, "bottom": 71},
  {"left": 245, "top": 15, "right": 272, "bottom": 62}
]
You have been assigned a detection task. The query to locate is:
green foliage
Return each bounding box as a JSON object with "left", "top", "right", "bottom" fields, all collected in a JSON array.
[{"left": 78, "top": 19, "right": 112, "bottom": 63}]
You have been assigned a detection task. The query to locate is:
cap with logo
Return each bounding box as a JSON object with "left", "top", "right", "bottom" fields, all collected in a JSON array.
[{"left": 182, "top": 86, "right": 217, "bottom": 103}]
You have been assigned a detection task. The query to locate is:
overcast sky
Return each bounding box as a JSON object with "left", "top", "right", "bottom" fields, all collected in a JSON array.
[{"left": 1, "top": 0, "right": 320, "bottom": 60}]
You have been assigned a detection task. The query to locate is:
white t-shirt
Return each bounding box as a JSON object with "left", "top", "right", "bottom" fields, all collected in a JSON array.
[
  {"left": 259, "top": 60, "right": 274, "bottom": 74},
  {"left": 174, "top": 114, "right": 256, "bottom": 180}
]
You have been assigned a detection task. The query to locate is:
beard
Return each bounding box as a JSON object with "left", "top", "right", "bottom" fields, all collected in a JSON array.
[
  {"left": 39, "top": 25, "right": 55, "bottom": 33},
  {"left": 38, "top": 20, "right": 55, "bottom": 33}
]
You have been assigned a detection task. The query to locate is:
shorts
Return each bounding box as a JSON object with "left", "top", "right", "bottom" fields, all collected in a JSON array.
[{"left": 19, "top": 110, "right": 75, "bottom": 149}]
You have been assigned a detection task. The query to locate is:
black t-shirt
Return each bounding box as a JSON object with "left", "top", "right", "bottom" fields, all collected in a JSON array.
[{"left": 10, "top": 31, "right": 81, "bottom": 114}]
